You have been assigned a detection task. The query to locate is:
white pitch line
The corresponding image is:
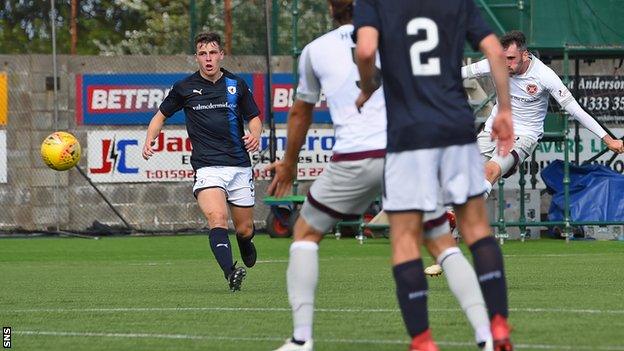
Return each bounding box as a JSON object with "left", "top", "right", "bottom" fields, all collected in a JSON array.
[
  {"left": 15, "top": 330, "right": 624, "bottom": 350},
  {"left": 3, "top": 306, "right": 624, "bottom": 315}
]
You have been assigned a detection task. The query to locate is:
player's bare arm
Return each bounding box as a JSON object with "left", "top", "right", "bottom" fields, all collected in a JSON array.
[
  {"left": 560, "top": 97, "right": 624, "bottom": 154},
  {"left": 243, "top": 116, "right": 262, "bottom": 152},
  {"left": 355, "top": 26, "right": 380, "bottom": 111},
  {"left": 480, "top": 34, "right": 514, "bottom": 156},
  {"left": 142, "top": 110, "right": 167, "bottom": 160},
  {"left": 266, "top": 100, "right": 314, "bottom": 198}
]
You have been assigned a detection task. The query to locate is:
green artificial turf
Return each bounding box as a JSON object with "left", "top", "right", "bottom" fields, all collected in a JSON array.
[{"left": 1, "top": 235, "right": 623, "bottom": 350}]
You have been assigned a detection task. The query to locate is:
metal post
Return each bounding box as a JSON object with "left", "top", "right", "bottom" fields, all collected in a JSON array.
[
  {"left": 517, "top": 0, "right": 525, "bottom": 33},
  {"left": 264, "top": 0, "right": 276, "bottom": 166},
  {"left": 519, "top": 161, "right": 527, "bottom": 241},
  {"left": 477, "top": 0, "right": 507, "bottom": 35},
  {"left": 563, "top": 48, "right": 572, "bottom": 242},
  {"left": 530, "top": 149, "right": 538, "bottom": 189},
  {"left": 574, "top": 58, "right": 581, "bottom": 164},
  {"left": 189, "top": 0, "right": 197, "bottom": 54},
  {"left": 497, "top": 177, "right": 508, "bottom": 244},
  {"left": 291, "top": 0, "right": 300, "bottom": 195},
  {"left": 50, "top": 0, "right": 60, "bottom": 232},
  {"left": 272, "top": 0, "right": 279, "bottom": 55}
]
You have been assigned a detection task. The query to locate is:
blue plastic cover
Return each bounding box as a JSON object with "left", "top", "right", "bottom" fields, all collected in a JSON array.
[{"left": 541, "top": 160, "right": 624, "bottom": 221}]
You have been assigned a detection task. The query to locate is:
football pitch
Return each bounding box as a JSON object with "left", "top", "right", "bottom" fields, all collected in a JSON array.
[{"left": 1, "top": 235, "right": 623, "bottom": 351}]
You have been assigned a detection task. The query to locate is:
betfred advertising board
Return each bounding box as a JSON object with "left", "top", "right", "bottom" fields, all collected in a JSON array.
[
  {"left": 76, "top": 73, "right": 330, "bottom": 125},
  {"left": 87, "top": 129, "right": 335, "bottom": 183}
]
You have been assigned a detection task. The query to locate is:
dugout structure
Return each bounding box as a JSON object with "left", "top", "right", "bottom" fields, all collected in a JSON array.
[{"left": 473, "top": 0, "right": 624, "bottom": 241}]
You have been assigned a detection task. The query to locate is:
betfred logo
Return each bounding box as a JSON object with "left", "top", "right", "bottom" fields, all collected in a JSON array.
[
  {"left": 272, "top": 84, "right": 327, "bottom": 112},
  {"left": 87, "top": 86, "right": 171, "bottom": 113},
  {"left": 76, "top": 73, "right": 190, "bottom": 125}
]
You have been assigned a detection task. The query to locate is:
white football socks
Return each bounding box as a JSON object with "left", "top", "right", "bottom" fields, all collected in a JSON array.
[
  {"left": 287, "top": 241, "right": 319, "bottom": 342},
  {"left": 438, "top": 246, "right": 492, "bottom": 345}
]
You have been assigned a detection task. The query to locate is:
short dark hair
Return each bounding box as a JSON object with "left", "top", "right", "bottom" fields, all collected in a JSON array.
[
  {"left": 500, "top": 30, "right": 527, "bottom": 51},
  {"left": 328, "top": 0, "right": 353, "bottom": 25},
  {"left": 194, "top": 32, "right": 222, "bottom": 51}
]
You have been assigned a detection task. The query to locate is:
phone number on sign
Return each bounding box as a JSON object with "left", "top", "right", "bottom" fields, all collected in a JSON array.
[
  {"left": 578, "top": 96, "right": 624, "bottom": 112},
  {"left": 145, "top": 169, "right": 195, "bottom": 179},
  {"left": 253, "top": 167, "right": 325, "bottom": 179}
]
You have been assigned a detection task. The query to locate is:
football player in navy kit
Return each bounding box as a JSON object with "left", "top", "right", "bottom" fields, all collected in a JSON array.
[
  {"left": 142, "top": 32, "right": 262, "bottom": 292},
  {"left": 354, "top": 1, "right": 514, "bottom": 350}
]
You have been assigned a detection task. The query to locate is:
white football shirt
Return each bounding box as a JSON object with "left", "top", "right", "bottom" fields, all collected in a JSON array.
[
  {"left": 296, "top": 24, "right": 386, "bottom": 154},
  {"left": 463, "top": 56, "right": 575, "bottom": 141}
]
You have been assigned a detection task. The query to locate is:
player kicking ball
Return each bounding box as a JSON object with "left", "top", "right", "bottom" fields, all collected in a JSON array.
[
  {"left": 464, "top": 30, "right": 624, "bottom": 198},
  {"left": 426, "top": 30, "right": 624, "bottom": 282}
]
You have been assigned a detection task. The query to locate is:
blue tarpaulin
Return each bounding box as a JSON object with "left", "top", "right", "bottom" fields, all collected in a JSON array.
[{"left": 541, "top": 160, "right": 624, "bottom": 221}]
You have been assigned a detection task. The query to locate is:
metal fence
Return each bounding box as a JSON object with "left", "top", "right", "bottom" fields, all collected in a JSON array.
[{"left": 2, "top": 1, "right": 624, "bottom": 237}]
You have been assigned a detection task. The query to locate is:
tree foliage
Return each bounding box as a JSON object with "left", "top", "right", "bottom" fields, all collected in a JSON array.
[{"left": 0, "top": 0, "right": 333, "bottom": 55}]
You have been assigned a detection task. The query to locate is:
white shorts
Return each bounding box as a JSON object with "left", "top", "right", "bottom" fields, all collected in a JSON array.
[
  {"left": 302, "top": 156, "right": 449, "bottom": 237},
  {"left": 193, "top": 166, "right": 254, "bottom": 207},
  {"left": 383, "top": 143, "right": 486, "bottom": 211},
  {"left": 477, "top": 130, "right": 538, "bottom": 178}
]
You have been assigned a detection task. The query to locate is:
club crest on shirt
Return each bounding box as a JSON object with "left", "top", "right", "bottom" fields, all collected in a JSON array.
[
  {"left": 526, "top": 84, "right": 538, "bottom": 95},
  {"left": 227, "top": 86, "right": 237, "bottom": 95}
]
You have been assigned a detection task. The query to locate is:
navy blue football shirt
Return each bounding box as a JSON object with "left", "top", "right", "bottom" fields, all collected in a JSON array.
[
  {"left": 159, "top": 69, "right": 260, "bottom": 170},
  {"left": 353, "top": 0, "right": 493, "bottom": 151}
]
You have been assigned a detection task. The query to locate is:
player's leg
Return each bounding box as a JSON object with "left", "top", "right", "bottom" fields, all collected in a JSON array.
[
  {"left": 388, "top": 212, "right": 438, "bottom": 351},
  {"left": 276, "top": 158, "right": 383, "bottom": 351},
  {"left": 230, "top": 205, "right": 256, "bottom": 268},
  {"left": 194, "top": 167, "right": 243, "bottom": 291},
  {"left": 477, "top": 130, "right": 497, "bottom": 198},
  {"left": 455, "top": 198, "right": 512, "bottom": 351},
  {"left": 439, "top": 143, "right": 512, "bottom": 350},
  {"left": 274, "top": 217, "right": 322, "bottom": 351},
  {"left": 228, "top": 167, "right": 257, "bottom": 268},
  {"left": 484, "top": 135, "right": 537, "bottom": 199},
  {"left": 384, "top": 150, "right": 440, "bottom": 350},
  {"left": 196, "top": 188, "right": 241, "bottom": 282},
  {"left": 423, "top": 211, "right": 493, "bottom": 350}
]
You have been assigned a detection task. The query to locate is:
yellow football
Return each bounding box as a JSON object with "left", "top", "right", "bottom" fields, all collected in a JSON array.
[{"left": 40, "top": 131, "right": 81, "bottom": 171}]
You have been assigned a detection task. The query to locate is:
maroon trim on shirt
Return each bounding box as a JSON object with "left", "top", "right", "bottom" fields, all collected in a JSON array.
[{"left": 331, "top": 149, "right": 386, "bottom": 162}]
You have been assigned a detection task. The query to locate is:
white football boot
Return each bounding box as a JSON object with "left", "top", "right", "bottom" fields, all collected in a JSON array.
[
  {"left": 424, "top": 264, "right": 443, "bottom": 277},
  {"left": 273, "top": 338, "right": 313, "bottom": 351}
]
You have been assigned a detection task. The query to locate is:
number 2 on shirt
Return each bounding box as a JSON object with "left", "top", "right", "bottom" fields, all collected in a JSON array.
[{"left": 407, "top": 17, "right": 440, "bottom": 76}]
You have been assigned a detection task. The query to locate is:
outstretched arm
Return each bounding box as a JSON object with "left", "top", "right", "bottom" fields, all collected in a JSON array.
[
  {"left": 461, "top": 59, "right": 492, "bottom": 79},
  {"left": 545, "top": 67, "right": 624, "bottom": 154},
  {"left": 564, "top": 100, "right": 624, "bottom": 153}
]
